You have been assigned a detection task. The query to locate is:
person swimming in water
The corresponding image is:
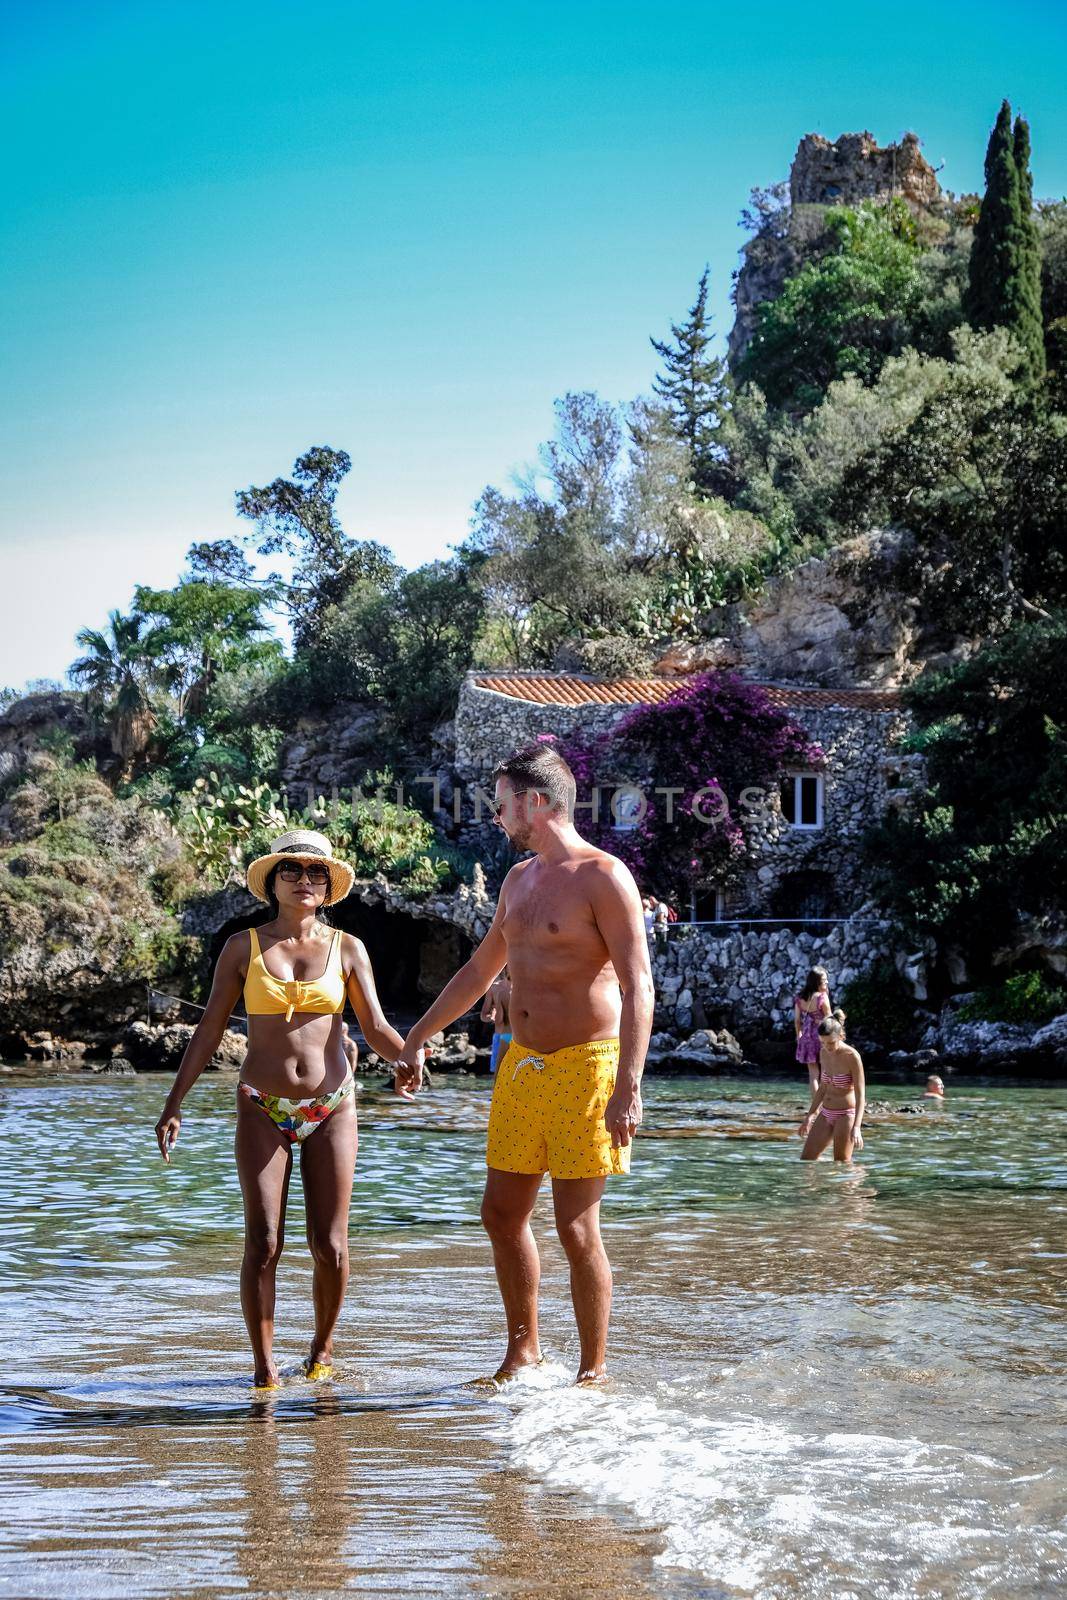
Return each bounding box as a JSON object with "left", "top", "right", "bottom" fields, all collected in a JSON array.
[
  {"left": 154, "top": 829, "right": 416, "bottom": 1390},
  {"left": 798, "top": 1010, "right": 865, "bottom": 1162},
  {"left": 923, "top": 1074, "right": 946, "bottom": 1100}
]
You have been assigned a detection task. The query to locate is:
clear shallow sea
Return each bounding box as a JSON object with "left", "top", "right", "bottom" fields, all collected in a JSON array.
[{"left": 0, "top": 1069, "right": 1065, "bottom": 1599}]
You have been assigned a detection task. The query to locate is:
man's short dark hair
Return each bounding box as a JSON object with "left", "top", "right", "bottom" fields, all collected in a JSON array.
[{"left": 492, "top": 742, "right": 577, "bottom": 818}]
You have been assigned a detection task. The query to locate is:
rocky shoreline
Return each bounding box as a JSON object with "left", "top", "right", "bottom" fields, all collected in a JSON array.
[{"left": 4, "top": 1004, "right": 1065, "bottom": 1086}]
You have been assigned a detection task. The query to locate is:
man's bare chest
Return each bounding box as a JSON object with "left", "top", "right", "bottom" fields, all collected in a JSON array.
[{"left": 501, "top": 879, "right": 594, "bottom": 949}]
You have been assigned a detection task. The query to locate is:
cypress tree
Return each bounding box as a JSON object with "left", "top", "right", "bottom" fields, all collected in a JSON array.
[
  {"left": 651, "top": 267, "right": 731, "bottom": 495},
  {"left": 966, "top": 100, "right": 1045, "bottom": 377},
  {"left": 1011, "top": 113, "right": 1047, "bottom": 376}
]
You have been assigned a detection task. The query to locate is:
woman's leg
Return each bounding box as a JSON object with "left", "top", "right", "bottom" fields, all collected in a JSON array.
[
  {"left": 300, "top": 1096, "right": 358, "bottom": 1369},
  {"left": 800, "top": 1112, "right": 835, "bottom": 1161},
  {"left": 235, "top": 1093, "right": 293, "bottom": 1385},
  {"left": 833, "top": 1115, "right": 856, "bottom": 1163}
]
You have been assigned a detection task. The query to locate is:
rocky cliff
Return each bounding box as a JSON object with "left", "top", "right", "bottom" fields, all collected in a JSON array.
[
  {"left": 653, "top": 529, "right": 970, "bottom": 689},
  {"left": 729, "top": 130, "right": 943, "bottom": 368}
]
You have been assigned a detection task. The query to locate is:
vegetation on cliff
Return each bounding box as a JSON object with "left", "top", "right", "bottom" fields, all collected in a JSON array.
[
  {"left": 863, "top": 619, "right": 1067, "bottom": 982},
  {"left": 175, "top": 770, "right": 463, "bottom": 898},
  {"left": 0, "top": 747, "right": 196, "bottom": 1033}
]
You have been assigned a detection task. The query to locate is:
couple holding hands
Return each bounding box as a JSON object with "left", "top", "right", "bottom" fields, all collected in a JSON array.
[{"left": 155, "top": 744, "right": 654, "bottom": 1390}]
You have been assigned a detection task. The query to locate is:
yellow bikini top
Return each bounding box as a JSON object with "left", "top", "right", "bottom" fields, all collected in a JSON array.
[{"left": 244, "top": 926, "right": 346, "bottom": 1021}]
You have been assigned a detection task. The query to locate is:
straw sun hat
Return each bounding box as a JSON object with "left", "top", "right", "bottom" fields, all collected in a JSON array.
[{"left": 245, "top": 829, "right": 355, "bottom": 907}]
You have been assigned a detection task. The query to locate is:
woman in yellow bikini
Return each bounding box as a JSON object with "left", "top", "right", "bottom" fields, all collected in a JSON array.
[{"left": 154, "top": 829, "right": 412, "bottom": 1389}]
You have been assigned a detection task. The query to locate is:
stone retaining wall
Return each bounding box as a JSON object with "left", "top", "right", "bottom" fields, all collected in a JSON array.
[
  {"left": 650, "top": 911, "right": 898, "bottom": 1036},
  {"left": 176, "top": 862, "right": 895, "bottom": 1044}
]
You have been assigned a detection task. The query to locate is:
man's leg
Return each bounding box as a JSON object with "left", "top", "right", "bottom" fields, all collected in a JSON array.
[
  {"left": 551, "top": 1176, "right": 610, "bottom": 1381},
  {"left": 480, "top": 1168, "right": 544, "bottom": 1377}
]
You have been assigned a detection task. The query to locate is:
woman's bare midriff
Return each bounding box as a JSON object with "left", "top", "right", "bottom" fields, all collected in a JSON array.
[
  {"left": 241, "top": 1013, "right": 351, "bottom": 1097},
  {"left": 821, "top": 1090, "right": 857, "bottom": 1112}
]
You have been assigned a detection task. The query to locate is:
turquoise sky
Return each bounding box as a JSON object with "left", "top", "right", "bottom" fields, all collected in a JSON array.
[{"left": 2, "top": 0, "right": 1065, "bottom": 687}]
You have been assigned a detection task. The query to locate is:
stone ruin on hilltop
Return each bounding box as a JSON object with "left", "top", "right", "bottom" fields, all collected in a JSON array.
[{"left": 729, "top": 130, "right": 943, "bottom": 367}]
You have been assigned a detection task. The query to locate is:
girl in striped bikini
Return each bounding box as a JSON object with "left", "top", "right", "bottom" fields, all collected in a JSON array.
[{"left": 798, "top": 1011, "right": 865, "bottom": 1162}]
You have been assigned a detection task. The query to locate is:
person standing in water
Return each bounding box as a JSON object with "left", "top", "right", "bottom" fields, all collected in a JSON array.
[
  {"left": 154, "top": 830, "right": 414, "bottom": 1390},
  {"left": 653, "top": 896, "right": 670, "bottom": 956},
  {"left": 794, "top": 965, "right": 832, "bottom": 1095},
  {"left": 798, "top": 1011, "right": 865, "bottom": 1162},
  {"left": 396, "top": 743, "right": 654, "bottom": 1385},
  {"left": 340, "top": 1022, "right": 360, "bottom": 1077},
  {"left": 481, "top": 966, "right": 513, "bottom": 1075}
]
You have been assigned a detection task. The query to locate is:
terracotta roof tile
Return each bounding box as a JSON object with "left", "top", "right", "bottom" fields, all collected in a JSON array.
[{"left": 471, "top": 673, "right": 902, "bottom": 713}]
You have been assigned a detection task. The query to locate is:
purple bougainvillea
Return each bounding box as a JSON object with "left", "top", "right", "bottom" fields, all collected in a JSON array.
[{"left": 556, "top": 672, "right": 823, "bottom": 902}]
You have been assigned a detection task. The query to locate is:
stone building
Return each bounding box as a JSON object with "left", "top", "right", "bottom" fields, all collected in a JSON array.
[{"left": 455, "top": 668, "right": 910, "bottom": 924}]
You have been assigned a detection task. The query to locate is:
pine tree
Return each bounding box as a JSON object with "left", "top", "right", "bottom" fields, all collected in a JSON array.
[
  {"left": 651, "top": 267, "right": 731, "bottom": 495},
  {"left": 966, "top": 101, "right": 1045, "bottom": 377}
]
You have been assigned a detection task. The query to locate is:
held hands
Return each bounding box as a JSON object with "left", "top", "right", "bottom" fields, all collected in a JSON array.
[
  {"left": 393, "top": 1039, "right": 428, "bottom": 1100},
  {"left": 604, "top": 1080, "right": 643, "bottom": 1150},
  {"left": 155, "top": 1109, "right": 181, "bottom": 1163}
]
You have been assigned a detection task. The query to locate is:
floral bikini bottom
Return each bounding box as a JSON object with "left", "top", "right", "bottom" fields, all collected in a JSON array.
[{"left": 239, "top": 1073, "right": 354, "bottom": 1143}]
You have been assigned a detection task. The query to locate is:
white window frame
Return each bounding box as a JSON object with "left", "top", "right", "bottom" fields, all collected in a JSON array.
[
  {"left": 688, "top": 886, "right": 727, "bottom": 922},
  {"left": 611, "top": 787, "right": 644, "bottom": 833},
  {"left": 782, "top": 771, "right": 825, "bottom": 831}
]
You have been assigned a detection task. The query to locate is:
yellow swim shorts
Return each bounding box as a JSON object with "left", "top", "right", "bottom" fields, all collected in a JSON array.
[{"left": 486, "top": 1037, "right": 630, "bottom": 1180}]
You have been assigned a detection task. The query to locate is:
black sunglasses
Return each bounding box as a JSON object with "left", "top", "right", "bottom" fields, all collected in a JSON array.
[
  {"left": 489, "top": 789, "right": 539, "bottom": 818},
  {"left": 277, "top": 862, "right": 330, "bottom": 886}
]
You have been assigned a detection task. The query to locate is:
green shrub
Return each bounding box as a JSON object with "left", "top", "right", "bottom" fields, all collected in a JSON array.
[
  {"left": 173, "top": 769, "right": 467, "bottom": 899},
  {"left": 956, "top": 970, "right": 1067, "bottom": 1025},
  {"left": 839, "top": 961, "right": 920, "bottom": 1046}
]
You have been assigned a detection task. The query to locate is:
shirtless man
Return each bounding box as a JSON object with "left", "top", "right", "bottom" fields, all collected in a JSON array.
[{"left": 396, "top": 743, "right": 654, "bottom": 1383}]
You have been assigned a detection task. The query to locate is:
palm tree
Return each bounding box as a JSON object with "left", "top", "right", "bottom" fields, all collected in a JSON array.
[{"left": 69, "top": 611, "right": 158, "bottom": 767}]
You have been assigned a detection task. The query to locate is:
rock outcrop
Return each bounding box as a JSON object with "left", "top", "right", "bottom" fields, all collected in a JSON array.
[
  {"left": 916, "top": 1005, "right": 1067, "bottom": 1073},
  {"left": 730, "top": 130, "right": 942, "bottom": 367},
  {"left": 646, "top": 1027, "right": 745, "bottom": 1072},
  {"left": 791, "top": 130, "right": 942, "bottom": 211},
  {"left": 277, "top": 700, "right": 382, "bottom": 804},
  {"left": 0, "top": 692, "right": 106, "bottom": 782},
  {"left": 993, "top": 913, "right": 1067, "bottom": 979},
  {"left": 119, "top": 1021, "right": 248, "bottom": 1071},
  {"left": 699, "top": 530, "right": 970, "bottom": 689}
]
